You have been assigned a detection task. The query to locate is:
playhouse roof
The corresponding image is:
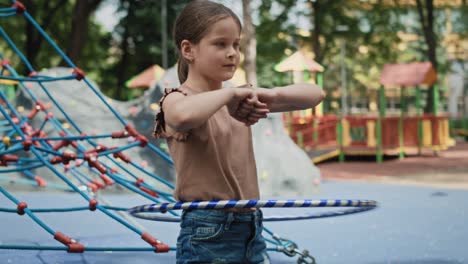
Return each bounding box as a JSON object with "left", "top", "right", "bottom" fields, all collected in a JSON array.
[
  {"left": 126, "top": 64, "right": 165, "bottom": 89},
  {"left": 274, "top": 51, "right": 324, "bottom": 73},
  {"left": 379, "top": 62, "right": 437, "bottom": 87}
]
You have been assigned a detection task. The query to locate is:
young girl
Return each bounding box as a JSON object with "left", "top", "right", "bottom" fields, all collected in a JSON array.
[{"left": 153, "top": 1, "right": 325, "bottom": 263}]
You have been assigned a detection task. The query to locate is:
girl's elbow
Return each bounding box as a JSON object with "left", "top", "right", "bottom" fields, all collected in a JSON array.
[
  {"left": 318, "top": 89, "right": 326, "bottom": 102},
  {"left": 307, "top": 88, "right": 325, "bottom": 108}
]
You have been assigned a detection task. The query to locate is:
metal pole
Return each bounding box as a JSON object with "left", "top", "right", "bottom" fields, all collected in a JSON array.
[
  {"left": 161, "top": 0, "right": 168, "bottom": 69},
  {"left": 340, "top": 39, "right": 348, "bottom": 116}
]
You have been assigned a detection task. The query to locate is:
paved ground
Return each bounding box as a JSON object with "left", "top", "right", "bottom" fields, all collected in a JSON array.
[
  {"left": 2, "top": 182, "right": 468, "bottom": 264},
  {"left": 1, "top": 140, "right": 468, "bottom": 263},
  {"left": 317, "top": 139, "right": 468, "bottom": 190}
]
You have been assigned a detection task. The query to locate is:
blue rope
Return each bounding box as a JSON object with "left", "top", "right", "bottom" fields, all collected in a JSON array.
[
  {"left": 0, "top": 26, "right": 34, "bottom": 72},
  {"left": 0, "top": 186, "right": 56, "bottom": 235}
]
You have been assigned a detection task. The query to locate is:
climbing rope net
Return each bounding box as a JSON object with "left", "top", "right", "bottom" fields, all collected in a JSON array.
[{"left": 0, "top": 1, "right": 376, "bottom": 263}]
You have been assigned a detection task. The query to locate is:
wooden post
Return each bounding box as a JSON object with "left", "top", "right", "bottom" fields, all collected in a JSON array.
[
  {"left": 377, "top": 85, "right": 386, "bottom": 163},
  {"left": 315, "top": 72, "right": 324, "bottom": 117},
  {"left": 296, "top": 131, "right": 304, "bottom": 148},
  {"left": 337, "top": 117, "right": 345, "bottom": 162},
  {"left": 416, "top": 86, "right": 422, "bottom": 155},
  {"left": 399, "top": 86, "right": 405, "bottom": 159},
  {"left": 433, "top": 84, "right": 440, "bottom": 155}
]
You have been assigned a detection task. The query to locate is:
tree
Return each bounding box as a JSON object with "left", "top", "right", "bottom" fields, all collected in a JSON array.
[
  {"left": 106, "top": 0, "right": 189, "bottom": 100},
  {"left": 255, "top": 0, "right": 296, "bottom": 88},
  {"left": 0, "top": 0, "right": 110, "bottom": 81},
  {"left": 61, "top": 0, "right": 104, "bottom": 66},
  {"left": 241, "top": 0, "right": 257, "bottom": 86},
  {"left": 415, "top": 0, "right": 438, "bottom": 113}
]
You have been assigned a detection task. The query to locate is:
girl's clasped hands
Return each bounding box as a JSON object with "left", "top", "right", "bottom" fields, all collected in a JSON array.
[{"left": 227, "top": 84, "right": 276, "bottom": 126}]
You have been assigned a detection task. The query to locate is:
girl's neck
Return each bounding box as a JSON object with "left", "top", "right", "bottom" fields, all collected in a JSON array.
[{"left": 183, "top": 74, "right": 222, "bottom": 92}]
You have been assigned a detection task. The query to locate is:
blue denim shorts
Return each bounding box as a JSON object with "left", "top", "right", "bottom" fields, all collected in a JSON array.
[{"left": 176, "top": 209, "right": 269, "bottom": 264}]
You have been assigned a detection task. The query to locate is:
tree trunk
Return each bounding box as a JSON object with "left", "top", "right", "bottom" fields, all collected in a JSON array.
[
  {"left": 241, "top": 0, "right": 257, "bottom": 87},
  {"left": 61, "top": 0, "right": 103, "bottom": 66},
  {"left": 309, "top": 0, "right": 324, "bottom": 64},
  {"left": 23, "top": 0, "right": 68, "bottom": 74},
  {"left": 416, "top": 0, "right": 437, "bottom": 113},
  {"left": 115, "top": 2, "right": 134, "bottom": 100}
]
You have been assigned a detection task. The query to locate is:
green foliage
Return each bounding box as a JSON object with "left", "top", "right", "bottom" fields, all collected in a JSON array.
[
  {"left": 1, "top": 0, "right": 465, "bottom": 106},
  {"left": 103, "top": 0, "right": 189, "bottom": 100},
  {"left": 255, "top": 0, "right": 297, "bottom": 88}
]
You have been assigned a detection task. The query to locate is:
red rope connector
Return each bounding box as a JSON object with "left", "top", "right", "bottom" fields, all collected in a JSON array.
[
  {"left": 27, "top": 101, "right": 47, "bottom": 120},
  {"left": 141, "top": 232, "right": 170, "bottom": 253},
  {"left": 28, "top": 71, "right": 38, "bottom": 77},
  {"left": 30, "top": 129, "right": 41, "bottom": 138},
  {"left": 0, "top": 154, "right": 19, "bottom": 164},
  {"left": 139, "top": 186, "right": 159, "bottom": 198},
  {"left": 52, "top": 140, "right": 70, "bottom": 151},
  {"left": 1, "top": 58, "right": 11, "bottom": 66},
  {"left": 75, "top": 159, "right": 84, "bottom": 167},
  {"left": 124, "top": 125, "right": 148, "bottom": 147},
  {"left": 79, "top": 132, "right": 87, "bottom": 140},
  {"left": 113, "top": 151, "right": 131, "bottom": 163},
  {"left": 111, "top": 130, "right": 129, "bottom": 138},
  {"left": 17, "top": 202, "right": 27, "bottom": 215},
  {"left": 45, "top": 112, "right": 54, "bottom": 120},
  {"left": 87, "top": 157, "right": 107, "bottom": 174},
  {"left": 49, "top": 156, "right": 63, "bottom": 164},
  {"left": 34, "top": 176, "right": 46, "bottom": 187},
  {"left": 11, "top": 117, "right": 20, "bottom": 124},
  {"left": 136, "top": 135, "right": 149, "bottom": 147},
  {"left": 135, "top": 178, "right": 144, "bottom": 187},
  {"left": 54, "top": 232, "right": 85, "bottom": 253},
  {"left": 85, "top": 144, "right": 107, "bottom": 154},
  {"left": 70, "top": 141, "right": 79, "bottom": 149},
  {"left": 72, "top": 68, "right": 86, "bottom": 81},
  {"left": 22, "top": 139, "right": 33, "bottom": 151},
  {"left": 87, "top": 182, "right": 98, "bottom": 192},
  {"left": 89, "top": 199, "right": 98, "bottom": 211},
  {"left": 100, "top": 174, "right": 114, "bottom": 185},
  {"left": 21, "top": 122, "right": 33, "bottom": 135},
  {"left": 92, "top": 179, "right": 105, "bottom": 189},
  {"left": 62, "top": 151, "right": 77, "bottom": 164},
  {"left": 99, "top": 174, "right": 114, "bottom": 185},
  {"left": 125, "top": 125, "right": 138, "bottom": 137},
  {"left": 12, "top": 1, "right": 26, "bottom": 14}
]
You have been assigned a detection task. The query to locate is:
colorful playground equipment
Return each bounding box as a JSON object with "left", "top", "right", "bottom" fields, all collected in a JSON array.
[
  {"left": 285, "top": 62, "right": 455, "bottom": 163},
  {"left": 0, "top": 65, "right": 17, "bottom": 101},
  {"left": 450, "top": 115, "right": 468, "bottom": 139}
]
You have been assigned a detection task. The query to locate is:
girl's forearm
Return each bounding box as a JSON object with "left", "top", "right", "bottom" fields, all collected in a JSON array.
[
  {"left": 271, "top": 83, "right": 325, "bottom": 112},
  {"left": 165, "top": 88, "right": 234, "bottom": 131}
]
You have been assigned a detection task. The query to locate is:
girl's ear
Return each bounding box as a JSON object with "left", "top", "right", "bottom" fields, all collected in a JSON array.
[{"left": 181, "top": 40, "right": 194, "bottom": 63}]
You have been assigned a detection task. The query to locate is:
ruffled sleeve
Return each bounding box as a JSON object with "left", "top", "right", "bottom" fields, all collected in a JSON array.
[{"left": 152, "top": 88, "right": 189, "bottom": 141}]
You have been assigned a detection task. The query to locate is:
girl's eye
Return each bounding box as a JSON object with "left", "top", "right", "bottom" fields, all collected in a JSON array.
[{"left": 215, "top": 42, "right": 225, "bottom": 47}]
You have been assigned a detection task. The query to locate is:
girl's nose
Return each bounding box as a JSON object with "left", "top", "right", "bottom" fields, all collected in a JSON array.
[{"left": 227, "top": 47, "right": 236, "bottom": 58}]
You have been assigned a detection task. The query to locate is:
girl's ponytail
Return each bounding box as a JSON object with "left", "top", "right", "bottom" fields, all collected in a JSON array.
[{"left": 177, "top": 57, "right": 189, "bottom": 84}]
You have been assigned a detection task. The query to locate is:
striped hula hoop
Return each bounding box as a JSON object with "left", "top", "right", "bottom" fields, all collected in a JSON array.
[{"left": 128, "top": 199, "right": 378, "bottom": 222}]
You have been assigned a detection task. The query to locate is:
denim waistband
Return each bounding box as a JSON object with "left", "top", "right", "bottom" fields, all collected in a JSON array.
[{"left": 182, "top": 209, "right": 262, "bottom": 223}]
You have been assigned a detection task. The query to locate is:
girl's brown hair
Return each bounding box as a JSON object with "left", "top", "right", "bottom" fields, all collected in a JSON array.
[{"left": 174, "top": 0, "right": 242, "bottom": 84}]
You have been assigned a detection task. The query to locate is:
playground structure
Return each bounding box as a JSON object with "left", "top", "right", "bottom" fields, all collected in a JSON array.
[
  {"left": 0, "top": 2, "right": 378, "bottom": 263},
  {"left": 284, "top": 61, "right": 458, "bottom": 163}
]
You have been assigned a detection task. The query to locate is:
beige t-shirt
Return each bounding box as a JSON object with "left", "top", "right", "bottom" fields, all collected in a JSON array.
[{"left": 153, "top": 86, "right": 259, "bottom": 202}]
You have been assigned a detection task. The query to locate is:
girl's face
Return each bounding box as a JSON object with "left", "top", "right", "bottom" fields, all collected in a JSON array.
[{"left": 191, "top": 17, "right": 241, "bottom": 84}]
